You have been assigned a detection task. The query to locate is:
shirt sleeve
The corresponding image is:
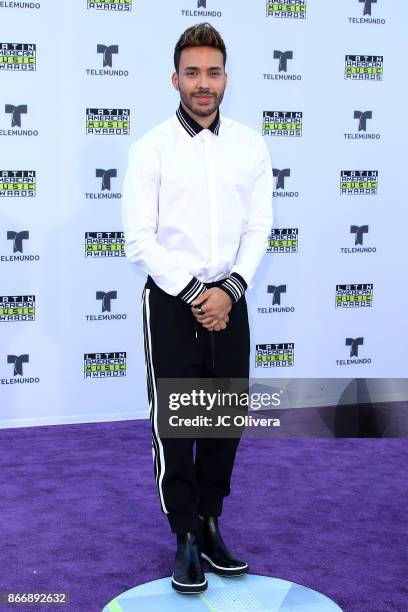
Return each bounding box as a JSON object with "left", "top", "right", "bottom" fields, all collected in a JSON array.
[
  {"left": 122, "top": 138, "right": 207, "bottom": 303},
  {"left": 226, "top": 136, "right": 273, "bottom": 293},
  {"left": 218, "top": 272, "right": 248, "bottom": 304}
]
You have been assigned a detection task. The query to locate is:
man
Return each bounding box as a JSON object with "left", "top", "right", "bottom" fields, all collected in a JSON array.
[{"left": 122, "top": 23, "right": 273, "bottom": 594}]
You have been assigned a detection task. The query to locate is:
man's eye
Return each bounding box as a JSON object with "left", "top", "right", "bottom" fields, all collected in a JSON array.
[
  {"left": 186, "top": 72, "right": 196, "bottom": 76},
  {"left": 210, "top": 72, "right": 220, "bottom": 77}
]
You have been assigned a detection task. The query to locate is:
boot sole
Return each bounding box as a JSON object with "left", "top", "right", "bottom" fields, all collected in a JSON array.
[
  {"left": 171, "top": 576, "right": 208, "bottom": 594},
  {"left": 201, "top": 553, "right": 249, "bottom": 577}
]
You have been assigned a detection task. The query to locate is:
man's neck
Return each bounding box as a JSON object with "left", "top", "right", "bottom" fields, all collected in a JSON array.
[{"left": 180, "top": 101, "right": 217, "bottom": 129}]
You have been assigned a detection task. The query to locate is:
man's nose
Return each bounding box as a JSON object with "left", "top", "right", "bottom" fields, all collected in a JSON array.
[{"left": 197, "top": 73, "right": 210, "bottom": 89}]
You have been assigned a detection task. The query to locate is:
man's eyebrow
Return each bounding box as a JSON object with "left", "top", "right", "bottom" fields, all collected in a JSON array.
[{"left": 183, "top": 66, "right": 222, "bottom": 71}]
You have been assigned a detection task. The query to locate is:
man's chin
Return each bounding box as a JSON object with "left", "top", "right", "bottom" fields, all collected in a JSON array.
[{"left": 190, "top": 104, "right": 219, "bottom": 118}]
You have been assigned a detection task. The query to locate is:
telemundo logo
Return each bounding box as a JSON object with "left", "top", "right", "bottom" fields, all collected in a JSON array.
[
  {"left": 181, "top": 0, "right": 222, "bottom": 18},
  {"left": 257, "top": 284, "right": 295, "bottom": 314},
  {"left": 348, "top": 0, "right": 385, "bottom": 24},
  {"left": 360, "top": 0, "right": 376, "bottom": 15},
  {"left": 273, "top": 168, "right": 299, "bottom": 198},
  {"left": 85, "top": 169, "right": 122, "bottom": 200},
  {"left": 0, "top": 2, "right": 40, "bottom": 9},
  {"left": 2, "top": 230, "right": 40, "bottom": 262},
  {"left": 1, "top": 353, "right": 40, "bottom": 385},
  {"left": 340, "top": 225, "right": 376, "bottom": 255},
  {"left": 336, "top": 337, "right": 372, "bottom": 366},
  {"left": 85, "top": 290, "right": 127, "bottom": 321},
  {"left": 86, "top": 44, "right": 129, "bottom": 77},
  {"left": 344, "top": 110, "right": 380, "bottom": 140},
  {"left": 1, "top": 104, "right": 38, "bottom": 136},
  {"left": 264, "top": 50, "right": 301, "bottom": 81}
]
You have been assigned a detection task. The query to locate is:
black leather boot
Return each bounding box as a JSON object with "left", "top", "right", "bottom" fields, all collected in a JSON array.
[
  {"left": 198, "top": 515, "right": 249, "bottom": 577},
  {"left": 171, "top": 531, "right": 208, "bottom": 594}
]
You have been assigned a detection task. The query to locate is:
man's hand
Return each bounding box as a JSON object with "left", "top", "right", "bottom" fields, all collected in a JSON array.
[{"left": 191, "top": 288, "right": 232, "bottom": 332}]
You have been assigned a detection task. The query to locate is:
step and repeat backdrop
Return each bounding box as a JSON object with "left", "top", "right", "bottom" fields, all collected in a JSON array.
[{"left": 1, "top": 0, "right": 407, "bottom": 427}]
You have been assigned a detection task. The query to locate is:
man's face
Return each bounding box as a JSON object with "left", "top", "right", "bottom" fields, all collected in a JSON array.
[{"left": 172, "top": 46, "right": 227, "bottom": 118}]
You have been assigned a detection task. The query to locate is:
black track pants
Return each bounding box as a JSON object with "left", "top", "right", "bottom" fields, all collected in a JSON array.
[{"left": 141, "top": 275, "right": 250, "bottom": 533}]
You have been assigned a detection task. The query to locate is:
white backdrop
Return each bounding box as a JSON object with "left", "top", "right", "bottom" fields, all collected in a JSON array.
[{"left": 1, "top": 0, "right": 407, "bottom": 428}]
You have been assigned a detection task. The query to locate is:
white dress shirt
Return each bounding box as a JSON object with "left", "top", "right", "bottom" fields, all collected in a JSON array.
[{"left": 122, "top": 106, "right": 273, "bottom": 304}]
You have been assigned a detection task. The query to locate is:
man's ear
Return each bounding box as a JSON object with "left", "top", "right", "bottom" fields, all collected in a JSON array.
[{"left": 172, "top": 72, "right": 179, "bottom": 90}]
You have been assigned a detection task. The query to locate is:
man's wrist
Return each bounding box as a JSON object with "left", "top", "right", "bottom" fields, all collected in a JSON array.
[
  {"left": 219, "top": 272, "right": 247, "bottom": 304},
  {"left": 177, "top": 277, "right": 207, "bottom": 305}
]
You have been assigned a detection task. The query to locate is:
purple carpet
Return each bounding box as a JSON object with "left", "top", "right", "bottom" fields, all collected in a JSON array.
[{"left": 1, "top": 420, "right": 407, "bottom": 612}]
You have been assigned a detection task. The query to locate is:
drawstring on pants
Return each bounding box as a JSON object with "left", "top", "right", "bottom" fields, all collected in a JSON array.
[{"left": 193, "top": 320, "right": 215, "bottom": 369}]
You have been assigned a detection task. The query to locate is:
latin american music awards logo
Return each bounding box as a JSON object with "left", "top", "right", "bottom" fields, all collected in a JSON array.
[
  {"left": 262, "top": 111, "right": 302, "bottom": 137},
  {"left": 335, "top": 284, "right": 373, "bottom": 308},
  {"left": 255, "top": 344, "right": 295, "bottom": 367},
  {"left": 86, "top": 108, "right": 130, "bottom": 135},
  {"left": 267, "top": 228, "right": 298, "bottom": 253},
  {"left": 0, "top": 295, "right": 36, "bottom": 321},
  {"left": 87, "top": 0, "right": 132, "bottom": 11},
  {"left": 344, "top": 55, "right": 383, "bottom": 80},
  {"left": 85, "top": 232, "right": 125, "bottom": 257},
  {"left": 84, "top": 352, "right": 127, "bottom": 378},
  {"left": 340, "top": 170, "right": 378, "bottom": 195},
  {"left": 0, "top": 171, "right": 36, "bottom": 197},
  {"left": 266, "top": 0, "right": 306, "bottom": 19},
  {"left": 0, "top": 43, "right": 36, "bottom": 71}
]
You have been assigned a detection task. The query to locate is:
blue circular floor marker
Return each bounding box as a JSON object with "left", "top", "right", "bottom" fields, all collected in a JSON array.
[{"left": 103, "top": 573, "right": 343, "bottom": 611}]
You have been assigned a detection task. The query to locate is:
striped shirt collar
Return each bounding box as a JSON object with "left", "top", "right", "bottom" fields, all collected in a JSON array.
[{"left": 176, "top": 103, "right": 221, "bottom": 137}]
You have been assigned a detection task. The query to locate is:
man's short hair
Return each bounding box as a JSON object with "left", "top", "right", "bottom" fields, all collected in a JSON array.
[{"left": 174, "top": 23, "right": 227, "bottom": 73}]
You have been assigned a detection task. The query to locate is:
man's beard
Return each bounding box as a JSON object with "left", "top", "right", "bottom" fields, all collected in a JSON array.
[{"left": 179, "top": 88, "right": 225, "bottom": 118}]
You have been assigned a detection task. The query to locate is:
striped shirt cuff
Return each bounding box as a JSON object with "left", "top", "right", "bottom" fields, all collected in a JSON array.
[
  {"left": 219, "top": 272, "right": 248, "bottom": 303},
  {"left": 177, "top": 277, "right": 207, "bottom": 305}
]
